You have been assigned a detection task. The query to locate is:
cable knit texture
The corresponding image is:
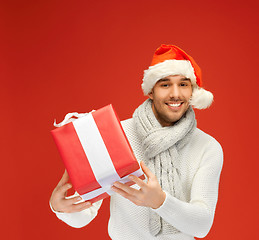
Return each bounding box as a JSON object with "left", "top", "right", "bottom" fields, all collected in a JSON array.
[
  {"left": 51, "top": 115, "right": 223, "bottom": 240},
  {"left": 132, "top": 99, "right": 196, "bottom": 236}
]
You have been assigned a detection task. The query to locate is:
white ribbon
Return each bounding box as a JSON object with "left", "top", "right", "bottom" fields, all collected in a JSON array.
[
  {"left": 81, "top": 168, "right": 143, "bottom": 200},
  {"left": 73, "top": 113, "right": 122, "bottom": 196},
  {"left": 53, "top": 111, "right": 95, "bottom": 127}
]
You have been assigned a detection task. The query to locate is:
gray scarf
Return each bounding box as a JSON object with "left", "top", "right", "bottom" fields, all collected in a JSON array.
[{"left": 132, "top": 99, "right": 197, "bottom": 236}]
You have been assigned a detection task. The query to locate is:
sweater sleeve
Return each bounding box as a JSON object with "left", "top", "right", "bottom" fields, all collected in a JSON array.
[
  {"left": 153, "top": 139, "right": 223, "bottom": 238},
  {"left": 50, "top": 193, "right": 103, "bottom": 228}
]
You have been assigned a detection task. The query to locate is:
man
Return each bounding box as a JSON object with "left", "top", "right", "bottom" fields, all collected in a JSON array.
[{"left": 50, "top": 44, "right": 223, "bottom": 239}]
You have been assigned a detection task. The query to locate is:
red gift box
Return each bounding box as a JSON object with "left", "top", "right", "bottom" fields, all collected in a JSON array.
[{"left": 51, "top": 104, "right": 144, "bottom": 203}]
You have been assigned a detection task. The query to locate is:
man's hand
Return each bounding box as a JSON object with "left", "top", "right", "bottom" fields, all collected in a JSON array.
[
  {"left": 50, "top": 170, "right": 92, "bottom": 213},
  {"left": 111, "top": 161, "right": 166, "bottom": 209}
]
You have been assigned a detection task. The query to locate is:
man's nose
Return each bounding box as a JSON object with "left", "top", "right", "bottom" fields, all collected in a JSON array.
[{"left": 169, "top": 85, "right": 180, "bottom": 98}]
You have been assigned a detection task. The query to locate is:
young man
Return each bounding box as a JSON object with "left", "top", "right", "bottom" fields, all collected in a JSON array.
[{"left": 50, "top": 44, "right": 223, "bottom": 239}]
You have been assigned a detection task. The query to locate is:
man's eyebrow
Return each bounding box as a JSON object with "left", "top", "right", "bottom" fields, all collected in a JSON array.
[
  {"left": 180, "top": 77, "right": 191, "bottom": 81},
  {"left": 158, "top": 77, "right": 191, "bottom": 82},
  {"left": 158, "top": 78, "right": 170, "bottom": 82}
]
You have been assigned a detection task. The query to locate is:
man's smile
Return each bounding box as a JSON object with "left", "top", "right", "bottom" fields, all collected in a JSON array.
[{"left": 166, "top": 102, "right": 184, "bottom": 110}]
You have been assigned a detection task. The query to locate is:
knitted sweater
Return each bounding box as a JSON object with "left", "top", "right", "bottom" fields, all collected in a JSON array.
[{"left": 52, "top": 118, "right": 223, "bottom": 240}]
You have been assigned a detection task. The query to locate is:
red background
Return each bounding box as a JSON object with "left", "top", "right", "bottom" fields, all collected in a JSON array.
[{"left": 1, "top": 0, "right": 258, "bottom": 239}]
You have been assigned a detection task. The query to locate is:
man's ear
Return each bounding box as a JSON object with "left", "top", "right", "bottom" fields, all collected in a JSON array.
[{"left": 148, "top": 90, "right": 154, "bottom": 100}]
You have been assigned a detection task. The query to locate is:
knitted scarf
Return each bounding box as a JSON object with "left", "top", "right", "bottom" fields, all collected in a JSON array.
[{"left": 132, "top": 99, "right": 197, "bottom": 236}]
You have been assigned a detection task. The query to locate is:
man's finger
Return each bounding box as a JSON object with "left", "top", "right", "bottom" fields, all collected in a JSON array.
[
  {"left": 71, "top": 201, "right": 92, "bottom": 212},
  {"left": 128, "top": 175, "right": 146, "bottom": 188},
  {"left": 111, "top": 185, "right": 138, "bottom": 202},
  {"left": 113, "top": 181, "right": 138, "bottom": 195},
  {"left": 67, "top": 201, "right": 92, "bottom": 213},
  {"left": 65, "top": 195, "right": 83, "bottom": 205},
  {"left": 57, "top": 170, "right": 70, "bottom": 187},
  {"left": 57, "top": 183, "right": 73, "bottom": 196},
  {"left": 140, "top": 161, "right": 155, "bottom": 179}
]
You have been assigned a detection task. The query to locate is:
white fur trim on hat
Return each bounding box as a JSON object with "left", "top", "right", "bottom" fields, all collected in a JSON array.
[
  {"left": 190, "top": 87, "right": 214, "bottom": 109},
  {"left": 141, "top": 59, "right": 196, "bottom": 95}
]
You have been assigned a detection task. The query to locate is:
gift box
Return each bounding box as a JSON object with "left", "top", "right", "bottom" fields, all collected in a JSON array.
[{"left": 51, "top": 104, "right": 144, "bottom": 203}]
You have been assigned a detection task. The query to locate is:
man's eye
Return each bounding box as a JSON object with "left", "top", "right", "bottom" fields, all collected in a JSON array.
[{"left": 161, "top": 84, "right": 169, "bottom": 87}]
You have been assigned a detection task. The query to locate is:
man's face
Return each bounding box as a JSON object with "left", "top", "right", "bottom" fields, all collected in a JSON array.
[{"left": 148, "top": 75, "right": 193, "bottom": 127}]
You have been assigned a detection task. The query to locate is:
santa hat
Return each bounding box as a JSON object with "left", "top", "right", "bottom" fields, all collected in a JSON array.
[{"left": 142, "top": 44, "right": 213, "bottom": 109}]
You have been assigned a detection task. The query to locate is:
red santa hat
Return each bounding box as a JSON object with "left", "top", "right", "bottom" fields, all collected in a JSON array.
[{"left": 142, "top": 44, "right": 213, "bottom": 109}]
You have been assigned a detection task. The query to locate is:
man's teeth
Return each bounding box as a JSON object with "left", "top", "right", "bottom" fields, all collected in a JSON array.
[{"left": 169, "top": 103, "right": 181, "bottom": 107}]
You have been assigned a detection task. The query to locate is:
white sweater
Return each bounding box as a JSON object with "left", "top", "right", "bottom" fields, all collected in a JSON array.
[{"left": 52, "top": 118, "right": 223, "bottom": 240}]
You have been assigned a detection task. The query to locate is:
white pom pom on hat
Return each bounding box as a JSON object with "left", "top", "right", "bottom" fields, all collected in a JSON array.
[{"left": 142, "top": 44, "right": 213, "bottom": 109}]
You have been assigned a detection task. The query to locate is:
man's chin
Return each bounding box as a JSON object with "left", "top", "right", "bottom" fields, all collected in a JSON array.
[{"left": 168, "top": 112, "right": 186, "bottom": 124}]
